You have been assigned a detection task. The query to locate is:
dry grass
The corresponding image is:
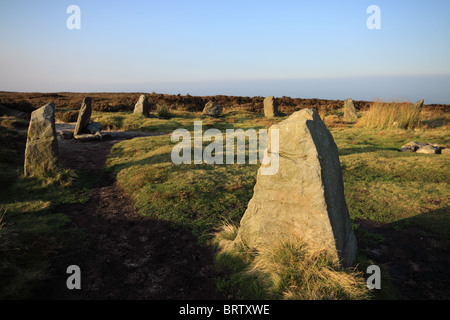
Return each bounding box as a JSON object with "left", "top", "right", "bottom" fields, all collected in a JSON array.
[
  {"left": 357, "top": 99, "right": 423, "bottom": 129},
  {"left": 213, "top": 224, "right": 370, "bottom": 300}
]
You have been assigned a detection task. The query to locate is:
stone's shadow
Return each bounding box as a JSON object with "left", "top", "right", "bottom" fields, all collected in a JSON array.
[
  {"left": 41, "top": 131, "right": 224, "bottom": 300},
  {"left": 357, "top": 206, "right": 450, "bottom": 299}
]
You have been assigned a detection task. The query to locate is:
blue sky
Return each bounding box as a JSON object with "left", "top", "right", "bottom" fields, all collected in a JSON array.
[{"left": 0, "top": 0, "right": 449, "bottom": 103}]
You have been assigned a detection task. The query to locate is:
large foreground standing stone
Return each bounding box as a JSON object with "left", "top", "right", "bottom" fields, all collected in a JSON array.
[
  {"left": 74, "top": 97, "right": 92, "bottom": 136},
  {"left": 134, "top": 95, "right": 150, "bottom": 117},
  {"left": 234, "top": 108, "right": 357, "bottom": 267},
  {"left": 24, "top": 102, "right": 59, "bottom": 176},
  {"left": 343, "top": 98, "right": 358, "bottom": 121},
  {"left": 264, "top": 96, "right": 278, "bottom": 118}
]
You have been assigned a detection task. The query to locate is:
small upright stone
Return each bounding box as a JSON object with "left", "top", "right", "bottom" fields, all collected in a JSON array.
[
  {"left": 343, "top": 98, "right": 358, "bottom": 121},
  {"left": 24, "top": 102, "right": 59, "bottom": 176},
  {"left": 263, "top": 96, "right": 278, "bottom": 118},
  {"left": 134, "top": 95, "right": 150, "bottom": 117},
  {"left": 202, "top": 101, "right": 222, "bottom": 118},
  {"left": 74, "top": 97, "right": 92, "bottom": 136}
]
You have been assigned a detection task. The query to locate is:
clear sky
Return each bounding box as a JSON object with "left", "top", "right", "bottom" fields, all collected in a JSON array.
[{"left": 1, "top": 0, "right": 449, "bottom": 103}]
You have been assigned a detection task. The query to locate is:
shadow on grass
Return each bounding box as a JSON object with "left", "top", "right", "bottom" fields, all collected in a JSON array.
[{"left": 356, "top": 205, "right": 450, "bottom": 299}]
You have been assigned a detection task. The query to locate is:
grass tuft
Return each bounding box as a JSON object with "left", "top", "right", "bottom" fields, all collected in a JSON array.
[
  {"left": 357, "top": 99, "right": 423, "bottom": 129},
  {"left": 213, "top": 226, "right": 370, "bottom": 300}
]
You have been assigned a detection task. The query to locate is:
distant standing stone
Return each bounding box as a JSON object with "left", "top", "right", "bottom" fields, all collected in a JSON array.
[
  {"left": 343, "top": 98, "right": 358, "bottom": 121},
  {"left": 134, "top": 95, "right": 150, "bottom": 117},
  {"left": 202, "top": 101, "right": 222, "bottom": 118},
  {"left": 24, "top": 102, "right": 59, "bottom": 176},
  {"left": 263, "top": 96, "right": 278, "bottom": 118},
  {"left": 74, "top": 97, "right": 92, "bottom": 136},
  {"left": 234, "top": 108, "right": 358, "bottom": 268}
]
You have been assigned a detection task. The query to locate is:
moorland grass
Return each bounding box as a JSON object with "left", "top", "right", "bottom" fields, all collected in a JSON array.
[
  {"left": 103, "top": 110, "right": 449, "bottom": 299},
  {"left": 1, "top": 104, "right": 448, "bottom": 300},
  {"left": 357, "top": 99, "right": 423, "bottom": 129},
  {"left": 0, "top": 127, "right": 92, "bottom": 298}
]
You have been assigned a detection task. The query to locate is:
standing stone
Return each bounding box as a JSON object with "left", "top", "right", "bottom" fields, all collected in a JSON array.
[
  {"left": 134, "top": 95, "right": 150, "bottom": 117},
  {"left": 234, "top": 108, "right": 357, "bottom": 267},
  {"left": 202, "top": 101, "right": 222, "bottom": 118},
  {"left": 264, "top": 96, "right": 278, "bottom": 118},
  {"left": 343, "top": 98, "right": 358, "bottom": 121},
  {"left": 24, "top": 102, "right": 59, "bottom": 176},
  {"left": 74, "top": 97, "right": 92, "bottom": 136}
]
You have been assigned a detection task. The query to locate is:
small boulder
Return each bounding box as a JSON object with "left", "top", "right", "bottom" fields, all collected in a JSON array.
[
  {"left": 202, "top": 101, "right": 222, "bottom": 118},
  {"left": 59, "top": 130, "right": 74, "bottom": 140},
  {"left": 416, "top": 145, "right": 440, "bottom": 154},
  {"left": 86, "top": 121, "right": 102, "bottom": 135},
  {"left": 400, "top": 141, "right": 428, "bottom": 152}
]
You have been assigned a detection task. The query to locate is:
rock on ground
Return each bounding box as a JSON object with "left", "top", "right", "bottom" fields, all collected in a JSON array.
[
  {"left": 24, "top": 102, "right": 59, "bottom": 176},
  {"left": 234, "top": 108, "right": 357, "bottom": 267},
  {"left": 202, "top": 101, "right": 222, "bottom": 118}
]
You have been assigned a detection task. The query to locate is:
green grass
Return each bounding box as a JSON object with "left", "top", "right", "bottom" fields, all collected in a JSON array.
[
  {"left": 2, "top": 105, "right": 448, "bottom": 300},
  {"left": 0, "top": 127, "right": 92, "bottom": 299},
  {"left": 102, "top": 112, "right": 449, "bottom": 299}
]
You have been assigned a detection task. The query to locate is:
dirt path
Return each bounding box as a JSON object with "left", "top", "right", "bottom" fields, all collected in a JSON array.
[{"left": 42, "top": 129, "right": 224, "bottom": 300}]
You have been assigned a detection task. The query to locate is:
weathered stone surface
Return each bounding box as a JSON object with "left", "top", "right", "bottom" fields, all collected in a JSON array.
[
  {"left": 202, "top": 101, "right": 222, "bottom": 118},
  {"left": 343, "top": 98, "right": 358, "bottom": 121},
  {"left": 134, "top": 95, "right": 150, "bottom": 117},
  {"left": 24, "top": 102, "right": 59, "bottom": 176},
  {"left": 59, "top": 130, "right": 74, "bottom": 140},
  {"left": 74, "top": 133, "right": 102, "bottom": 142},
  {"left": 441, "top": 148, "right": 450, "bottom": 155},
  {"left": 400, "top": 141, "right": 442, "bottom": 154},
  {"left": 74, "top": 97, "right": 92, "bottom": 136},
  {"left": 86, "top": 121, "right": 102, "bottom": 135},
  {"left": 234, "top": 108, "right": 357, "bottom": 267},
  {"left": 263, "top": 96, "right": 278, "bottom": 118},
  {"left": 400, "top": 141, "right": 427, "bottom": 152},
  {"left": 416, "top": 145, "right": 440, "bottom": 154}
]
